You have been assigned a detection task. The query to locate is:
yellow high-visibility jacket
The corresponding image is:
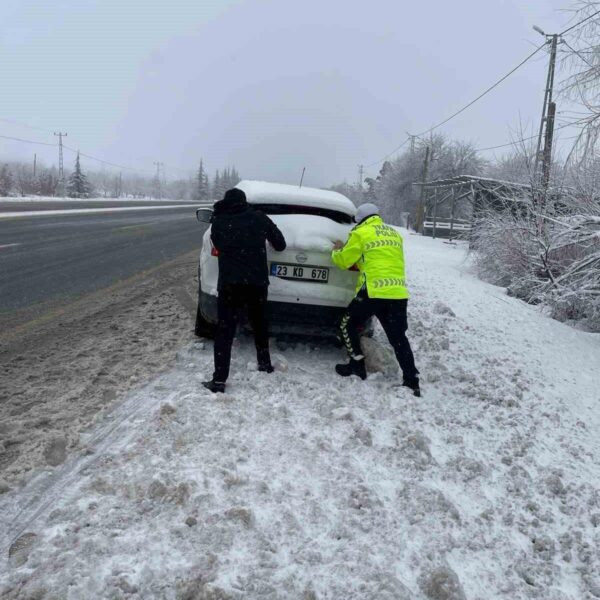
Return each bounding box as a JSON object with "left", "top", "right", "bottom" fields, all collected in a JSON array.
[{"left": 332, "top": 215, "right": 409, "bottom": 299}]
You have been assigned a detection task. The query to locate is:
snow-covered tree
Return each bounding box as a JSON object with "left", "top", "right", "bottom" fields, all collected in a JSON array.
[
  {"left": 195, "top": 159, "right": 210, "bottom": 200},
  {"left": 230, "top": 166, "right": 241, "bottom": 187},
  {"left": 67, "top": 153, "right": 93, "bottom": 198},
  {"left": 359, "top": 135, "right": 485, "bottom": 224},
  {"left": 38, "top": 167, "right": 59, "bottom": 196},
  {"left": 14, "top": 164, "right": 37, "bottom": 196},
  {"left": 0, "top": 164, "right": 14, "bottom": 196},
  {"left": 212, "top": 169, "right": 225, "bottom": 199}
]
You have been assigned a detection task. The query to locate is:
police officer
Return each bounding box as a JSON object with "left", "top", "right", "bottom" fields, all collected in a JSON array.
[{"left": 331, "top": 203, "right": 420, "bottom": 396}]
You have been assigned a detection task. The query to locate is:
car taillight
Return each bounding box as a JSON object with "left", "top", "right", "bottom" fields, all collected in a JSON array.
[{"left": 211, "top": 246, "right": 219, "bottom": 257}]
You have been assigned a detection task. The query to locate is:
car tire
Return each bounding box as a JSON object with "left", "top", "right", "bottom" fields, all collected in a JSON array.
[{"left": 195, "top": 297, "right": 216, "bottom": 339}]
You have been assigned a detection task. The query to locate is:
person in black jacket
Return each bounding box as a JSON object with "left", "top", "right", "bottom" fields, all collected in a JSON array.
[{"left": 203, "top": 188, "right": 286, "bottom": 393}]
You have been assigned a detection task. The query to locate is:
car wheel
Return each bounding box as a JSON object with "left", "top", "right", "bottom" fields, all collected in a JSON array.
[{"left": 195, "top": 295, "right": 216, "bottom": 339}]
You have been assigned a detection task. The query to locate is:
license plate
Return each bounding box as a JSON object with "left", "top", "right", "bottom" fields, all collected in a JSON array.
[{"left": 270, "top": 262, "right": 329, "bottom": 283}]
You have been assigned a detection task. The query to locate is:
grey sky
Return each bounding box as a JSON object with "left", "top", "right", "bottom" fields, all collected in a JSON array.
[{"left": 1, "top": 0, "right": 574, "bottom": 186}]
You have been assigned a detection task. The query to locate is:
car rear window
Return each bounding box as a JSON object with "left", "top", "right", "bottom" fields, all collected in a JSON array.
[{"left": 253, "top": 203, "right": 353, "bottom": 224}]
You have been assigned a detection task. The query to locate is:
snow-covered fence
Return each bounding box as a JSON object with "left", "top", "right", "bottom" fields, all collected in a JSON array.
[{"left": 423, "top": 218, "right": 471, "bottom": 239}]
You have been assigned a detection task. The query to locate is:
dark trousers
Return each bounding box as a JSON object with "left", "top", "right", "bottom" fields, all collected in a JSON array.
[
  {"left": 213, "top": 284, "right": 270, "bottom": 382},
  {"left": 340, "top": 289, "right": 419, "bottom": 382}
]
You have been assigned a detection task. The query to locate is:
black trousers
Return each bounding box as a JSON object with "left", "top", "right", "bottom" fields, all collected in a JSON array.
[
  {"left": 213, "top": 284, "right": 270, "bottom": 382},
  {"left": 340, "top": 289, "right": 419, "bottom": 382}
]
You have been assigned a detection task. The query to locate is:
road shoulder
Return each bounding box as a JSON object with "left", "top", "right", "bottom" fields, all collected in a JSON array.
[{"left": 0, "top": 251, "right": 200, "bottom": 488}]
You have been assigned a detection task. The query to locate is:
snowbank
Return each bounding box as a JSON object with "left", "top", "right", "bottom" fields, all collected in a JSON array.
[{"left": 1, "top": 233, "right": 598, "bottom": 599}]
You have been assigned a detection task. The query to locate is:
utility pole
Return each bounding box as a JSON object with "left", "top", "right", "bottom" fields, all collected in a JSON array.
[
  {"left": 54, "top": 132, "right": 67, "bottom": 180},
  {"left": 533, "top": 29, "right": 560, "bottom": 189},
  {"left": 153, "top": 161, "right": 163, "bottom": 200},
  {"left": 33, "top": 154, "right": 37, "bottom": 177},
  {"left": 415, "top": 146, "right": 430, "bottom": 233},
  {"left": 409, "top": 134, "right": 417, "bottom": 154},
  {"left": 357, "top": 164, "right": 364, "bottom": 190}
]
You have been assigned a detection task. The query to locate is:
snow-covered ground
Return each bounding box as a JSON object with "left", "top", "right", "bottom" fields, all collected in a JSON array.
[
  {"left": 0, "top": 205, "right": 200, "bottom": 219},
  {"left": 0, "top": 196, "right": 200, "bottom": 203},
  {"left": 1, "top": 232, "right": 599, "bottom": 599}
]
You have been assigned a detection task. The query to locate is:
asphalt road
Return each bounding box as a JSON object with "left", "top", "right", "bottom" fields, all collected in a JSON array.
[
  {"left": 0, "top": 200, "right": 200, "bottom": 213},
  {"left": 0, "top": 205, "right": 207, "bottom": 330}
]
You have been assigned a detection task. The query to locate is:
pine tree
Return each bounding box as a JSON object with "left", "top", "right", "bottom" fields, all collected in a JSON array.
[
  {"left": 223, "top": 167, "right": 231, "bottom": 190},
  {"left": 230, "top": 166, "right": 241, "bottom": 186},
  {"left": 195, "top": 159, "right": 210, "bottom": 200},
  {"left": 0, "top": 164, "right": 14, "bottom": 196},
  {"left": 213, "top": 170, "right": 222, "bottom": 199},
  {"left": 67, "top": 152, "right": 93, "bottom": 198}
]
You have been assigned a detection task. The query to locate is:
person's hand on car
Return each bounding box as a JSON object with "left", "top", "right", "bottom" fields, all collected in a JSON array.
[{"left": 333, "top": 240, "right": 344, "bottom": 250}]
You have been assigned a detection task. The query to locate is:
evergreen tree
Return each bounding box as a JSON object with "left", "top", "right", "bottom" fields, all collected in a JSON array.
[
  {"left": 66, "top": 152, "right": 93, "bottom": 198},
  {"left": 0, "top": 164, "right": 14, "bottom": 196},
  {"left": 230, "top": 166, "right": 241, "bottom": 186},
  {"left": 224, "top": 167, "right": 232, "bottom": 190},
  {"left": 213, "top": 169, "right": 222, "bottom": 199},
  {"left": 195, "top": 159, "right": 210, "bottom": 200}
]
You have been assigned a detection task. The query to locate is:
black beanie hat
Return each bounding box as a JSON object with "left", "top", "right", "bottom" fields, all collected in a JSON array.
[{"left": 223, "top": 188, "right": 246, "bottom": 204}]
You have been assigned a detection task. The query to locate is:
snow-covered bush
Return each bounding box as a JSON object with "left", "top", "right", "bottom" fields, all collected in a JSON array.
[
  {"left": 470, "top": 197, "right": 600, "bottom": 331},
  {"left": 545, "top": 214, "right": 600, "bottom": 327}
]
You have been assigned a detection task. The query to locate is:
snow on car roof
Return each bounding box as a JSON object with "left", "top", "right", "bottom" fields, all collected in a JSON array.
[{"left": 235, "top": 180, "right": 356, "bottom": 216}]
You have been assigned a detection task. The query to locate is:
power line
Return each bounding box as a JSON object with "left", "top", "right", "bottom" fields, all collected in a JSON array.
[
  {"left": 0, "top": 115, "right": 172, "bottom": 177},
  {"left": 0, "top": 117, "right": 52, "bottom": 134},
  {"left": 364, "top": 41, "right": 547, "bottom": 168},
  {"left": 365, "top": 138, "right": 410, "bottom": 168},
  {"left": 412, "top": 42, "right": 547, "bottom": 139},
  {"left": 561, "top": 38, "right": 596, "bottom": 68},
  {"left": 61, "top": 144, "right": 155, "bottom": 176},
  {"left": 475, "top": 115, "right": 596, "bottom": 152},
  {"left": 559, "top": 8, "right": 600, "bottom": 37},
  {"left": 0, "top": 133, "right": 55, "bottom": 147},
  {"left": 361, "top": 10, "right": 600, "bottom": 170}
]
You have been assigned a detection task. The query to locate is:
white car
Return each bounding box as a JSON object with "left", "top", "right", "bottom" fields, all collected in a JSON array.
[{"left": 195, "top": 180, "right": 361, "bottom": 337}]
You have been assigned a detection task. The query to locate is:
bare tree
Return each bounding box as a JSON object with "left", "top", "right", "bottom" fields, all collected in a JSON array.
[
  {"left": 361, "top": 134, "right": 486, "bottom": 224},
  {"left": 559, "top": 2, "right": 600, "bottom": 166}
]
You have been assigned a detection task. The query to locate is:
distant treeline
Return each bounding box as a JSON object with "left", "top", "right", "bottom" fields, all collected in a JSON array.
[{"left": 0, "top": 155, "right": 239, "bottom": 201}]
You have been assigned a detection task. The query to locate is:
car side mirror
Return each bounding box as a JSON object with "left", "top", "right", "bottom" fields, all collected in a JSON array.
[{"left": 196, "top": 208, "right": 213, "bottom": 223}]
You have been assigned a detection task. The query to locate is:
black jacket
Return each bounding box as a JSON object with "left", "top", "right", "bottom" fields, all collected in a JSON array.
[{"left": 211, "top": 195, "right": 286, "bottom": 289}]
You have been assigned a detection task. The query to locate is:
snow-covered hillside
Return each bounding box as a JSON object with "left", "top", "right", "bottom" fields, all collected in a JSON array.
[{"left": 1, "top": 232, "right": 598, "bottom": 599}]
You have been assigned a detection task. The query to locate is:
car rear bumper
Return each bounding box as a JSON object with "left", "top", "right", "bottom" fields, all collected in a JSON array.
[{"left": 199, "top": 291, "right": 347, "bottom": 337}]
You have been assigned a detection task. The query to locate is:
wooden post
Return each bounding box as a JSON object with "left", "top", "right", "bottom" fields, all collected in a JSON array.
[
  {"left": 416, "top": 146, "right": 430, "bottom": 233},
  {"left": 449, "top": 187, "right": 456, "bottom": 241},
  {"left": 432, "top": 190, "right": 438, "bottom": 239}
]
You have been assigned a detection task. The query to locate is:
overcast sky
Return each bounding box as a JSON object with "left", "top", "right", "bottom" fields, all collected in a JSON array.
[{"left": 0, "top": 0, "right": 577, "bottom": 186}]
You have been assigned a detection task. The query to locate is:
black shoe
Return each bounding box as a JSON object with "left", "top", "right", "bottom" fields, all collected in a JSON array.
[
  {"left": 202, "top": 380, "right": 225, "bottom": 393},
  {"left": 335, "top": 358, "right": 367, "bottom": 380},
  {"left": 403, "top": 377, "right": 421, "bottom": 397},
  {"left": 258, "top": 363, "right": 274, "bottom": 373}
]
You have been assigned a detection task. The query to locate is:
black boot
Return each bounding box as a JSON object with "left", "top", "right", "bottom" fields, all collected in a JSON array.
[
  {"left": 202, "top": 380, "right": 225, "bottom": 393},
  {"left": 335, "top": 358, "right": 367, "bottom": 380},
  {"left": 403, "top": 377, "right": 421, "bottom": 397},
  {"left": 257, "top": 348, "right": 274, "bottom": 373}
]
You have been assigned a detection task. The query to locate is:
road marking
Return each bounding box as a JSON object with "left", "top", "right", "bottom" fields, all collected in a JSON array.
[
  {"left": 0, "top": 204, "right": 210, "bottom": 219},
  {"left": 115, "top": 223, "right": 154, "bottom": 231},
  {"left": 0, "top": 243, "right": 21, "bottom": 249}
]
